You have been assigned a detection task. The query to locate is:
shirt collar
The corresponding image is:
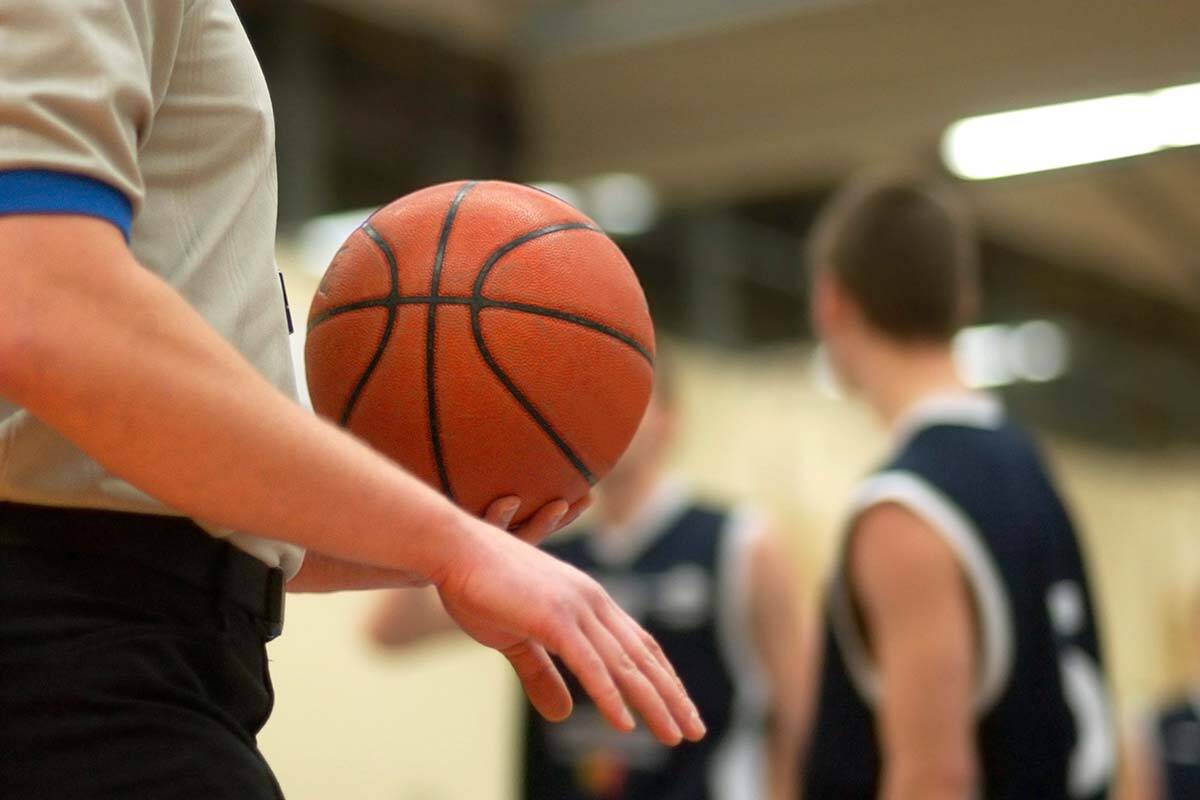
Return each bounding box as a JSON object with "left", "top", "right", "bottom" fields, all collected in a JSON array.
[
  {"left": 891, "top": 391, "right": 1005, "bottom": 452},
  {"left": 586, "top": 476, "right": 691, "bottom": 567}
]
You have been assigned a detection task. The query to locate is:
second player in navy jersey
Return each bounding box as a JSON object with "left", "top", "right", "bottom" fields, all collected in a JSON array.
[
  {"left": 524, "top": 489, "right": 768, "bottom": 800},
  {"left": 800, "top": 172, "right": 1115, "bottom": 800},
  {"left": 368, "top": 362, "right": 811, "bottom": 799}
]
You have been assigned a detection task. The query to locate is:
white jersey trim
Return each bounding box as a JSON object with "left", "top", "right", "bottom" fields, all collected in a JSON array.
[
  {"left": 710, "top": 504, "right": 770, "bottom": 799},
  {"left": 831, "top": 470, "right": 1016, "bottom": 713},
  {"left": 891, "top": 392, "right": 1004, "bottom": 451},
  {"left": 585, "top": 476, "right": 691, "bottom": 568}
]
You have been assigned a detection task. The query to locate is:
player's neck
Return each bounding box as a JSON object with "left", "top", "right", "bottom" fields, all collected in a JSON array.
[
  {"left": 856, "top": 342, "right": 966, "bottom": 429},
  {"left": 595, "top": 466, "right": 664, "bottom": 535}
]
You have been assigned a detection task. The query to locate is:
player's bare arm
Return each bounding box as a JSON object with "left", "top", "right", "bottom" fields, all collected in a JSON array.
[
  {"left": 748, "top": 527, "right": 813, "bottom": 800},
  {"left": 0, "top": 214, "right": 704, "bottom": 746},
  {"left": 850, "top": 502, "right": 978, "bottom": 800},
  {"left": 367, "top": 586, "right": 457, "bottom": 644},
  {"left": 1117, "top": 725, "right": 1163, "bottom": 800}
]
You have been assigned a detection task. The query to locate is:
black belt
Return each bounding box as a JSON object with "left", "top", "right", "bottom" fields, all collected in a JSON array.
[{"left": 0, "top": 501, "right": 285, "bottom": 640}]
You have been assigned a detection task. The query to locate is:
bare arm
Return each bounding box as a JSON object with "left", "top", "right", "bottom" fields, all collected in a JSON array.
[
  {"left": 367, "top": 587, "right": 459, "bottom": 647},
  {"left": 0, "top": 215, "right": 703, "bottom": 746},
  {"left": 850, "top": 503, "right": 978, "bottom": 800},
  {"left": 0, "top": 216, "right": 464, "bottom": 578},
  {"left": 289, "top": 497, "right": 589, "bottom": 593},
  {"left": 1117, "top": 724, "right": 1162, "bottom": 800},
  {"left": 747, "top": 528, "right": 812, "bottom": 800}
]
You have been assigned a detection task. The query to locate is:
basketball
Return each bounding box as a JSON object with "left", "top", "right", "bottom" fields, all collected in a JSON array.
[{"left": 304, "top": 180, "right": 656, "bottom": 525}]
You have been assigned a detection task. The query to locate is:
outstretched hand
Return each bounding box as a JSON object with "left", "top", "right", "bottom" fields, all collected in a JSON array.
[{"left": 434, "top": 497, "right": 705, "bottom": 746}]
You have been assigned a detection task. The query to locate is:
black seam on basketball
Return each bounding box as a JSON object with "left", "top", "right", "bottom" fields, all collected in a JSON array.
[
  {"left": 469, "top": 222, "right": 598, "bottom": 298},
  {"left": 470, "top": 317, "right": 598, "bottom": 486},
  {"left": 426, "top": 182, "right": 477, "bottom": 500},
  {"left": 339, "top": 222, "right": 400, "bottom": 427},
  {"left": 307, "top": 297, "right": 390, "bottom": 330},
  {"left": 307, "top": 293, "right": 651, "bottom": 361},
  {"left": 308, "top": 297, "right": 478, "bottom": 331},
  {"left": 469, "top": 223, "right": 608, "bottom": 486},
  {"left": 478, "top": 300, "right": 653, "bottom": 364}
]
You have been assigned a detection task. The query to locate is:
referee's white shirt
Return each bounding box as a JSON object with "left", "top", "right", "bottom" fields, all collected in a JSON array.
[{"left": 0, "top": 0, "right": 305, "bottom": 577}]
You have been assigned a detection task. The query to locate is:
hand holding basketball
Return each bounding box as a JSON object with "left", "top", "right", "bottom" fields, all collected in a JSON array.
[
  {"left": 433, "top": 511, "right": 706, "bottom": 746},
  {"left": 305, "top": 180, "right": 654, "bottom": 525}
]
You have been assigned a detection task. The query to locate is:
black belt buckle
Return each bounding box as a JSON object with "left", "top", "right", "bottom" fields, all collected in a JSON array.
[{"left": 265, "top": 567, "right": 285, "bottom": 641}]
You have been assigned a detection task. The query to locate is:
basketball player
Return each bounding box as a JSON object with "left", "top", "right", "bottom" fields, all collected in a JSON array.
[
  {"left": 369, "top": 361, "right": 811, "bottom": 800},
  {"left": 1118, "top": 595, "right": 1200, "bottom": 800},
  {"left": 0, "top": 3, "right": 701, "bottom": 797},
  {"left": 800, "top": 173, "right": 1115, "bottom": 799}
]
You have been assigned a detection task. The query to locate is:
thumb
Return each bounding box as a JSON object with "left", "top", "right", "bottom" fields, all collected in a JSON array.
[{"left": 503, "top": 640, "right": 573, "bottom": 722}]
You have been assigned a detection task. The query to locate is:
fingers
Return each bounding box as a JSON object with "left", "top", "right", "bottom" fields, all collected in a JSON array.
[
  {"left": 556, "top": 493, "right": 592, "bottom": 531},
  {"left": 503, "top": 640, "right": 573, "bottom": 722},
  {"left": 554, "top": 627, "right": 637, "bottom": 733},
  {"left": 483, "top": 497, "right": 521, "bottom": 530},
  {"left": 485, "top": 494, "right": 589, "bottom": 544},
  {"left": 597, "top": 601, "right": 706, "bottom": 742},
  {"left": 581, "top": 613, "right": 685, "bottom": 746},
  {"left": 512, "top": 500, "right": 568, "bottom": 546}
]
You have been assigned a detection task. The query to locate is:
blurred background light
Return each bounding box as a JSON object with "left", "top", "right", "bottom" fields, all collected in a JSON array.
[
  {"left": 942, "top": 82, "right": 1200, "bottom": 180},
  {"left": 581, "top": 172, "right": 660, "bottom": 236},
  {"left": 955, "top": 323, "right": 1017, "bottom": 388},
  {"left": 296, "top": 207, "right": 374, "bottom": 277},
  {"left": 954, "top": 320, "right": 1069, "bottom": 389},
  {"left": 528, "top": 180, "right": 584, "bottom": 210},
  {"left": 1009, "top": 320, "right": 1070, "bottom": 383}
]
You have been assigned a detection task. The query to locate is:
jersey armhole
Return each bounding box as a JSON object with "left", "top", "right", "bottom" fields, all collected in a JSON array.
[
  {"left": 711, "top": 505, "right": 770, "bottom": 800},
  {"left": 830, "top": 470, "right": 1016, "bottom": 713},
  {"left": 0, "top": 169, "right": 133, "bottom": 240},
  {"left": 715, "top": 505, "right": 770, "bottom": 695}
]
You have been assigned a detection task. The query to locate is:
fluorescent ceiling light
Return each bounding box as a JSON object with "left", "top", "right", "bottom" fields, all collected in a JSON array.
[{"left": 942, "top": 82, "right": 1200, "bottom": 180}]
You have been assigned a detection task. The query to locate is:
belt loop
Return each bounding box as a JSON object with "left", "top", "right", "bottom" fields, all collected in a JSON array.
[{"left": 264, "top": 568, "right": 285, "bottom": 642}]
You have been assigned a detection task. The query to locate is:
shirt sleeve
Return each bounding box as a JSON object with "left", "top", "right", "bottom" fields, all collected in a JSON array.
[{"left": 0, "top": 1, "right": 158, "bottom": 238}]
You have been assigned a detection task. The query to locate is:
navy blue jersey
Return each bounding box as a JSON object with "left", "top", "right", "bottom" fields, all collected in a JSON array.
[
  {"left": 804, "top": 395, "right": 1114, "bottom": 800},
  {"left": 522, "top": 484, "right": 768, "bottom": 800},
  {"left": 1153, "top": 696, "right": 1200, "bottom": 799}
]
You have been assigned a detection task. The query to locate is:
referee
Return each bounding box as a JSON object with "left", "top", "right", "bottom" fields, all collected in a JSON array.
[{"left": 0, "top": 3, "right": 703, "bottom": 798}]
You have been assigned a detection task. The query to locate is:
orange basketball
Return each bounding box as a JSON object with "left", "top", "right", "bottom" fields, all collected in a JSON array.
[{"left": 304, "top": 180, "right": 655, "bottom": 525}]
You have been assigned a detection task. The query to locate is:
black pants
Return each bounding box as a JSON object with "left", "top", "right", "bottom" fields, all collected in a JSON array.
[{"left": 0, "top": 505, "right": 285, "bottom": 799}]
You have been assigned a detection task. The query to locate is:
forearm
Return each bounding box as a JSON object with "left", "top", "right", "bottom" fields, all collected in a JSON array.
[
  {"left": 767, "top": 722, "right": 802, "bottom": 800},
  {"left": 288, "top": 552, "right": 429, "bottom": 593},
  {"left": 765, "top": 645, "right": 809, "bottom": 800},
  {"left": 367, "top": 586, "right": 459, "bottom": 646},
  {"left": 0, "top": 218, "right": 471, "bottom": 582},
  {"left": 880, "top": 763, "right": 975, "bottom": 800}
]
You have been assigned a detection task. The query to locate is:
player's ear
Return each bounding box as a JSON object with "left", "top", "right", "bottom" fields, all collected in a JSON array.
[{"left": 812, "top": 268, "right": 846, "bottom": 337}]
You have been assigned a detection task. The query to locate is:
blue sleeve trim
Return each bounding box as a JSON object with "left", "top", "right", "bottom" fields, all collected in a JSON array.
[{"left": 0, "top": 169, "right": 133, "bottom": 239}]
